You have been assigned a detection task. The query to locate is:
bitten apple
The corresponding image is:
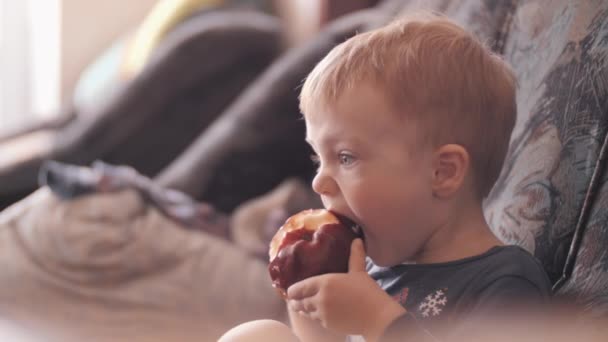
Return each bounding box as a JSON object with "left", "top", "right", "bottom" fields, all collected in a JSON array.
[{"left": 268, "top": 209, "right": 359, "bottom": 297}]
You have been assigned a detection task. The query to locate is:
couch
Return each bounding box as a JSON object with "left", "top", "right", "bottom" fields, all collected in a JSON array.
[{"left": 0, "top": 0, "right": 606, "bottom": 340}]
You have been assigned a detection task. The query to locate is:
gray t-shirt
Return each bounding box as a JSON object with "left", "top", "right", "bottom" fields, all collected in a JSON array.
[{"left": 367, "top": 245, "right": 552, "bottom": 341}]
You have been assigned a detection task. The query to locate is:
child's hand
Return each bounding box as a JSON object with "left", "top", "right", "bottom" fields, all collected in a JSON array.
[{"left": 286, "top": 239, "right": 406, "bottom": 341}]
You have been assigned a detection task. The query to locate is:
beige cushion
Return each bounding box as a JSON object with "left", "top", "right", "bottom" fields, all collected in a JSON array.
[{"left": 0, "top": 188, "right": 286, "bottom": 341}]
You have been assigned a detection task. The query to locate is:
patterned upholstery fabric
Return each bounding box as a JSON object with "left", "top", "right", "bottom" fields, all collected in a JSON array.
[
  {"left": 443, "top": 0, "right": 516, "bottom": 52},
  {"left": 483, "top": 1, "right": 608, "bottom": 300},
  {"left": 557, "top": 156, "right": 608, "bottom": 316}
]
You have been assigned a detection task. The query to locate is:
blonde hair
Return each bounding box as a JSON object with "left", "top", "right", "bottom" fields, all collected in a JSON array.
[{"left": 299, "top": 12, "right": 517, "bottom": 198}]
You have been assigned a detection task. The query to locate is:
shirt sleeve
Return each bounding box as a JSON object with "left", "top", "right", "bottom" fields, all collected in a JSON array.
[
  {"left": 379, "top": 276, "right": 550, "bottom": 341},
  {"left": 467, "top": 275, "right": 550, "bottom": 313},
  {"left": 447, "top": 275, "right": 551, "bottom": 340}
]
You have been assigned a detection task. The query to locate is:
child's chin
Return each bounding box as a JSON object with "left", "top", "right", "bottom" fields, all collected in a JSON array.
[
  {"left": 368, "top": 248, "right": 407, "bottom": 267},
  {"left": 366, "top": 248, "right": 390, "bottom": 267}
]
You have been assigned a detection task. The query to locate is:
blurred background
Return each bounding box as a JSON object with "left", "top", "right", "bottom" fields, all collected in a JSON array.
[
  {"left": 0, "top": 0, "right": 380, "bottom": 136},
  {"left": 0, "top": 0, "right": 379, "bottom": 210},
  {"left": 0, "top": 0, "right": 607, "bottom": 341}
]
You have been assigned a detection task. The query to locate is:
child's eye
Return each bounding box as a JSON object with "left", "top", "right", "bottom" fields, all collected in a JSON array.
[
  {"left": 338, "top": 152, "right": 356, "bottom": 166},
  {"left": 310, "top": 153, "right": 320, "bottom": 166}
]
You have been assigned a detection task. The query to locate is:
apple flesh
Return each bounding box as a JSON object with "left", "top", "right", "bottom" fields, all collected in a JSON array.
[{"left": 268, "top": 209, "right": 359, "bottom": 297}]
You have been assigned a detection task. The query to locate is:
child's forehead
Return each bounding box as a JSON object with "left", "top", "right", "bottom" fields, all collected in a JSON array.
[
  {"left": 306, "top": 85, "right": 400, "bottom": 118},
  {"left": 304, "top": 105, "right": 424, "bottom": 151},
  {"left": 305, "top": 104, "right": 416, "bottom": 135}
]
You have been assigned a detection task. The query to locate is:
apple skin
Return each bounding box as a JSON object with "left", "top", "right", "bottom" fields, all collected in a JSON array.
[{"left": 268, "top": 209, "right": 359, "bottom": 297}]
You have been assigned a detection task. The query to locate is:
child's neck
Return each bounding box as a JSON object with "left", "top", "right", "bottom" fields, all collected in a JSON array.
[{"left": 413, "top": 201, "right": 503, "bottom": 264}]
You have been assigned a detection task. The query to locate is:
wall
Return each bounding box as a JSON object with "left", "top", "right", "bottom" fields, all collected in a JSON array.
[{"left": 60, "top": 0, "right": 158, "bottom": 102}]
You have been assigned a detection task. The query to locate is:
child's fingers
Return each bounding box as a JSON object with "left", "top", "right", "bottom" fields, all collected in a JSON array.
[
  {"left": 296, "top": 307, "right": 323, "bottom": 325},
  {"left": 348, "top": 238, "right": 367, "bottom": 273},
  {"left": 286, "top": 277, "right": 321, "bottom": 300},
  {"left": 288, "top": 298, "right": 317, "bottom": 315}
]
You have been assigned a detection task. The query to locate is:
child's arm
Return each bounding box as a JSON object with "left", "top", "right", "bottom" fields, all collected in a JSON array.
[{"left": 287, "top": 239, "right": 406, "bottom": 342}]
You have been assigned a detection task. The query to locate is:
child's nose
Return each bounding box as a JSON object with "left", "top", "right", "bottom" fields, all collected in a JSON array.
[{"left": 311, "top": 170, "right": 338, "bottom": 197}]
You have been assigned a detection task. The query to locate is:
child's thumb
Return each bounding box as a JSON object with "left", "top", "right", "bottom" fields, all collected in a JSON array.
[{"left": 348, "top": 238, "right": 366, "bottom": 272}]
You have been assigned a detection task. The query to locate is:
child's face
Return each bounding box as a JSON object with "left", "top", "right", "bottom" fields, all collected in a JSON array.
[{"left": 304, "top": 84, "right": 437, "bottom": 266}]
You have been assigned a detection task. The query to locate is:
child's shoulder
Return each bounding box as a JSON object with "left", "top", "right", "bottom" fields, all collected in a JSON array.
[
  {"left": 367, "top": 245, "right": 552, "bottom": 298},
  {"left": 480, "top": 245, "right": 547, "bottom": 277},
  {"left": 467, "top": 245, "right": 552, "bottom": 296}
]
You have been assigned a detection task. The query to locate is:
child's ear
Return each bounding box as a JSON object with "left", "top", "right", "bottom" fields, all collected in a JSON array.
[{"left": 431, "top": 144, "right": 470, "bottom": 198}]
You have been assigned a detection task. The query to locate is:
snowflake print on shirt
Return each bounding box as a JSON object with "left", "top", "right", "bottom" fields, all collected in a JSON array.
[{"left": 418, "top": 288, "right": 448, "bottom": 317}]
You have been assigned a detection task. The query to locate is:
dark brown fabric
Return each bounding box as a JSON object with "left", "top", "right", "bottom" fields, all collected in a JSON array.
[
  {"left": 556, "top": 136, "right": 608, "bottom": 315},
  {"left": 156, "top": 9, "right": 386, "bottom": 212}
]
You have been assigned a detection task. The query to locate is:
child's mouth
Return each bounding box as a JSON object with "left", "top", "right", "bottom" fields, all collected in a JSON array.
[{"left": 330, "top": 211, "right": 365, "bottom": 240}]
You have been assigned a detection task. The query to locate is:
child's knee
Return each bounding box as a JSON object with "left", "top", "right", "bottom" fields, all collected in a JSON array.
[{"left": 218, "top": 320, "right": 299, "bottom": 342}]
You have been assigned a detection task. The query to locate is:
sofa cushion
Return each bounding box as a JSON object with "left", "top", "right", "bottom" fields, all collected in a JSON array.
[
  {"left": 0, "top": 188, "right": 286, "bottom": 341},
  {"left": 483, "top": 1, "right": 608, "bottom": 287}
]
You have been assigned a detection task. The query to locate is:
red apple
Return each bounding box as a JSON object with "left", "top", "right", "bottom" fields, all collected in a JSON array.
[{"left": 268, "top": 209, "right": 359, "bottom": 297}]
